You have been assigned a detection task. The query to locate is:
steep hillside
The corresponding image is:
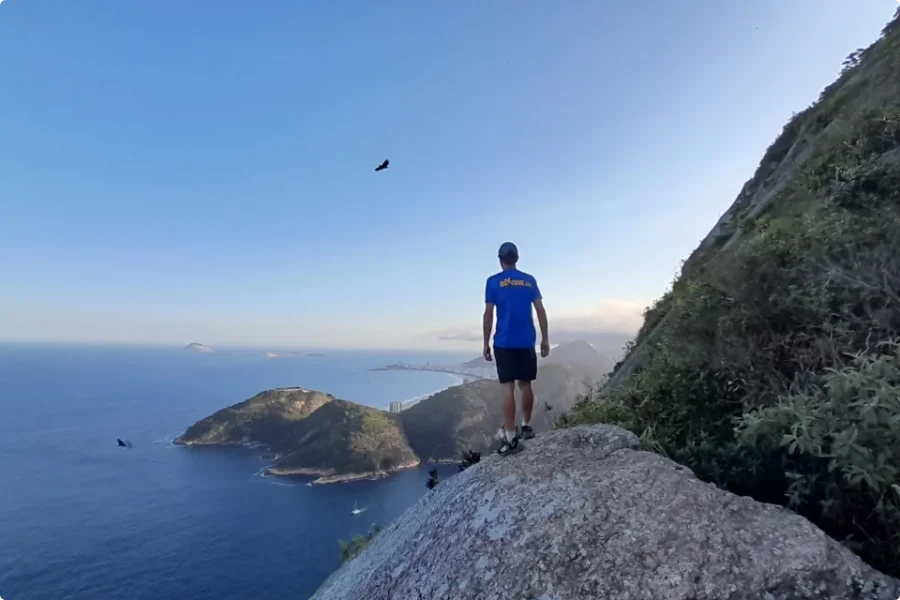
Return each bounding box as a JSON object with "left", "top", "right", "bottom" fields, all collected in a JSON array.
[
  {"left": 174, "top": 388, "right": 333, "bottom": 448},
  {"left": 463, "top": 340, "right": 615, "bottom": 381},
  {"left": 402, "top": 363, "right": 592, "bottom": 462},
  {"left": 266, "top": 400, "right": 419, "bottom": 483},
  {"left": 541, "top": 340, "right": 610, "bottom": 376},
  {"left": 571, "top": 10, "right": 900, "bottom": 576}
]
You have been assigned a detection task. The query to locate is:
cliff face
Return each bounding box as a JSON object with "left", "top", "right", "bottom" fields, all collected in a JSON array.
[
  {"left": 312, "top": 425, "right": 900, "bottom": 600},
  {"left": 573, "top": 10, "right": 900, "bottom": 576}
]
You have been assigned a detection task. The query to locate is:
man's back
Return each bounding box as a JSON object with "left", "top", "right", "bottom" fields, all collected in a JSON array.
[
  {"left": 483, "top": 242, "right": 550, "bottom": 456},
  {"left": 485, "top": 268, "right": 541, "bottom": 349}
]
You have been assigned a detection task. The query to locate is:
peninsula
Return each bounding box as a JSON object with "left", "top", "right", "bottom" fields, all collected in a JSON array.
[{"left": 175, "top": 342, "right": 602, "bottom": 482}]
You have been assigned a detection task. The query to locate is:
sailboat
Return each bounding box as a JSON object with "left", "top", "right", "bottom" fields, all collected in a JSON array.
[{"left": 351, "top": 501, "right": 363, "bottom": 515}]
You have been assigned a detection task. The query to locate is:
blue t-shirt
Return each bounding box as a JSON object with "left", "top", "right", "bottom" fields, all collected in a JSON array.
[{"left": 485, "top": 269, "right": 542, "bottom": 349}]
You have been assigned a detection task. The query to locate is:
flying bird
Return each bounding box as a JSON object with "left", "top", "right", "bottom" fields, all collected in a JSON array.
[
  {"left": 375, "top": 159, "right": 389, "bottom": 172},
  {"left": 117, "top": 438, "right": 132, "bottom": 448}
]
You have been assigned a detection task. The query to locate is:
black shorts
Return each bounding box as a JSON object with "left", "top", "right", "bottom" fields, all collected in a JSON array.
[{"left": 493, "top": 346, "right": 537, "bottom": 384}]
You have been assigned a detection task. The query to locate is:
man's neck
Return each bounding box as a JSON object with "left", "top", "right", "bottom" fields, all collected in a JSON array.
[{"left": 501, "top": 264, "right": 516, "bottom": 271}]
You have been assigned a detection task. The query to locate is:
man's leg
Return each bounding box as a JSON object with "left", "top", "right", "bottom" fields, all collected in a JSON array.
[
  {"left": 502, "top": 382, "right": 517, "bottom": 433},
  {"left": 517, "top": 347, "right": 538, "bottom": 439},
  {"left": 518, "top": 380, "right": 534, "bottom": 425},
  {"left": 494, "top": 347, "right": 519, "bottom": 446},
  {"left": 497, "top": 379, "right": 523, "bottom": 454}
]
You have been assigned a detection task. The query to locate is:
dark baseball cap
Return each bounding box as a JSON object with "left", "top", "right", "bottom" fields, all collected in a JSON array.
[{"left": 498, "top": 242, "right": 519, "bottom": 260}]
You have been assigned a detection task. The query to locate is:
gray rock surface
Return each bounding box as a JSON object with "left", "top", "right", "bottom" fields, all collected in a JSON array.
[{"left": 313, "top": 425, "right": 900, "bottom": 600}]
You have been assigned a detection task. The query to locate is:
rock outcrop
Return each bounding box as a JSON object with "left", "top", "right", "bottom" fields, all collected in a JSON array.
[{"left": 313, "top": 425, "right": 900, "bottom": 600}]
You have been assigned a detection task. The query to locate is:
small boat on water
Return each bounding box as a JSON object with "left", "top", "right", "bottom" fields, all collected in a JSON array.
[{"left": 351, "top": 501, "right": 363, "bottom": 515}]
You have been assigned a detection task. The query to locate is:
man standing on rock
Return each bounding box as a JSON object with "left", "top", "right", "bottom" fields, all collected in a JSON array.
[{"left": 483, "top": 242, "right": 550, "bottom": 456}]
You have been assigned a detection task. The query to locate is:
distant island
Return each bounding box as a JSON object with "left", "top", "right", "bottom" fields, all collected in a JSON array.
[
  {"left": 175, "top": 341, "right": 605, "bottom": 483},
  {"left": 183, "top": 342, "right": 214, "bottom": 353},
  {"left": 264, "top": 351, "right": 327, "bottom": 359}
]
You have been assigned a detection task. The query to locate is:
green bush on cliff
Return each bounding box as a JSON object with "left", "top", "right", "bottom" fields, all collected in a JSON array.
[
  {"left": 738, "top": 343, "right": 900, "bottom": 564},
  {"left": 566, "top": 18, "right": 900, "bottom": 576},
  {"left": 426, "top": 468, "right": 439, "bottom": 489},
  {"left": 458, "top": 450, "right": 481, "bottom": 472},
  {"left": 339, "top": 524, "right": 382, "bottom": 563}
]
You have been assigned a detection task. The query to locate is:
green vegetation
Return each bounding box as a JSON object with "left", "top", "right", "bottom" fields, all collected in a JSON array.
[
  {"left": 269, "top": 400, "right": 419, "bottom": 477},
  {"left": 426, "top": 468, "right": 439, "bottom": 490},
  {"left": 174, "top": 388, "right": 334, "bottom": 447},
  {"left": 339, "top": 524, "right": 382, "bottom": 563},
  {"left": 739, "top": 343, "right": 900, "bottom": 564},
  {"left": 567, "top": 10, "right": 900, "bottom": 576},
  {"left": 457, "top": 450, "right": 481, "bottom": 472}
]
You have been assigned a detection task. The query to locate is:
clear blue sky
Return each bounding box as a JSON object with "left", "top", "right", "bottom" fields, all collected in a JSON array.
[{"left": 0, "top": 0, "right": 896, "bottom": 349}]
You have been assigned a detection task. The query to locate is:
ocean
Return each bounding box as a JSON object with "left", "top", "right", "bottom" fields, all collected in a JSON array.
[{"left": 0, "top": 344, "right": 470, "bottom": 600}]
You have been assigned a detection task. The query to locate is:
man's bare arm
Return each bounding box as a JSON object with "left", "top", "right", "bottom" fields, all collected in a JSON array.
[
  {"left": 534, "top": 298, "right": 549, "bottom": 345},
  {"left": 483, "top": 302, "right": 494, "bottom": 359}
]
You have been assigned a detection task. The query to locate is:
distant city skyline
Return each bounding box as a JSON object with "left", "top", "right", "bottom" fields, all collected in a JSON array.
[{"left": 1, "top": 1, "right": 896, "bottom": 350}]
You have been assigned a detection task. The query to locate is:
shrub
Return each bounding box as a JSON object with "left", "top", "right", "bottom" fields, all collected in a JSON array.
[
  {"left": 339, "top": 523, "right": 382, "bottom": 563},
  {"left": 426, "top": 468, "right": 439, "bottom": 489},
  {"left": 737, "top": 342, "right": 900, "bottom": 568},
  {"left": 883, "top": 8, "right": 900, "bottom": 37},
  {"left": 841, "top": 48, "right": 866, "bottom": 74},
  {"left": 458, "top": 450, "right": 481, "bottom": 472}
]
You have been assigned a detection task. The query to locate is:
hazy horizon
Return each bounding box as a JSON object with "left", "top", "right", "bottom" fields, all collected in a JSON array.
[
  {"left": 0, "top": 338, "right": 477, "bottom": 356},
  {"left": 0, "top": 331, "right": 634, "bottom": 357},
  {"left": 1, "top": 1, "right": 896, "bottom": 350}
]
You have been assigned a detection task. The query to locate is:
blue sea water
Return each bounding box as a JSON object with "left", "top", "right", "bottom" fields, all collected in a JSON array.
[{"left": 0, "top": 344, "right": 469, "bottom": 600}]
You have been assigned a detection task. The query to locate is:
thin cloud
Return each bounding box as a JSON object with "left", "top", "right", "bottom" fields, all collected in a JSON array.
[
  {"left": 553, "top": 299, "right": 647, "bottom": 335},
  {"left": 436, "top": 329, "right": 483, "bottom": 342}
]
